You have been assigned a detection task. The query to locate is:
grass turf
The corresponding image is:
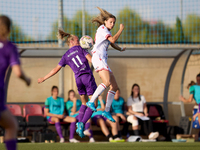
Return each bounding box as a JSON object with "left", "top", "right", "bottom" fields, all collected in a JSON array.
[{"left": 0, "top": 142, "right": 200, "bottom": 150}]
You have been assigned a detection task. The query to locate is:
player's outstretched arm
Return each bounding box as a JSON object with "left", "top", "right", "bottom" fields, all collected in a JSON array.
[
  {"left": 179, "top": 94, "right": 193, "bottom": 103},
  {"left": 12, "top": 64, "right": 31, "bottom": 86},
  {"left": 38, "top": 65, "right": 62, "bottom": 83},
  {"left": 108, "top": 24, "right": 124, "bottom": 43},
  {"left": 110, "top": 43, "right": 126, "bottom": 52}
]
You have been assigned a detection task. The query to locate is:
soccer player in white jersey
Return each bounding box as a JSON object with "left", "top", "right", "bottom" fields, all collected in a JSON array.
[{"left": 86, "top": 7, "right": 126, "bottom": 122}]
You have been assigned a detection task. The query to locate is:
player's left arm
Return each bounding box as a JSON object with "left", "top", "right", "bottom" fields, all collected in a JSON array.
[
  {"left": 38, "top": 65, "right": 62, "bottom": 83},
  {"left": 110, "top": 43, "right": 126, "bottom": 52}
]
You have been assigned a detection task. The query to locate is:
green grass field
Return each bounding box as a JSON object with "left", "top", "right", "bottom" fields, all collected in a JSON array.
[{"left": 0, "top": 142, "right": 200, "bottom": 150}]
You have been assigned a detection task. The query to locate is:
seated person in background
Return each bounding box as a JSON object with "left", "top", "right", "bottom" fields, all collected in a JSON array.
[
  {"left": 127, "top": 83, "right": 159, "bottom": 140},
  {"left": 44, "top": 86, "right": 79, "bottom": 143},
  {"left": 66, "top": 89, "right": 95, "bottom": 142},
  {"left": 180, "top": 74, "right": 200, "bottom": 138},
  {"left": 111, "top": 89, "right": 126, "bottom": 122},
  {"left": 91, "top": 95, "right": 124, "bottom": 142},
  {"left": 111, "top": 89, "right": 127, "bottom": 136}
]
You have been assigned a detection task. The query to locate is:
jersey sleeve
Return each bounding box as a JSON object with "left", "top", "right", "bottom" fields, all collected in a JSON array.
[
  {"left": 81, "top": 47, "right": 89, "bottom": 57},
  {"left": 45, "top": 98, "right": 49, "bottom": 108},
  {"left": 9, "top": 44, "right": 20, "bottom": 66},
  {"left": 189, "top": 86, "right": 195, "bottom": 95},
  {"left": 58, "top": 55, "right": 67, "bottom": 67},
  {"left": 127, "top": 96, "right": 132, "bottom": 106},
  {"left": 99, "top": 26, "right": 112, "bottom": 40}
]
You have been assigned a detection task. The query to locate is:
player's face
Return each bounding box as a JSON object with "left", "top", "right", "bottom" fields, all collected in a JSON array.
[
  {"left": 69, "top": 91, "right": 75, "bottom": 100},
  {"left": 114, "top": 90, "right": 120, "bottom": 100},
  {"left": 52, "top": 88, "right": 58, "bottom": 97},
  {"left": 105, "top": 17, "right": 116, "bottom": 30},
  {"left": 197, "top": 77, "right": 200, "bottom": 85},
  {"left": 132, "top": 86, "right": 139, "bottom": 96}
]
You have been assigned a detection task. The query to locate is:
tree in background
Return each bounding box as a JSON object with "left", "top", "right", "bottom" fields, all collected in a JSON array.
[
  {"left": 9, "top": 23, "right": 32, "bottom": 42},
  {"left": 175, "top": 17, "right": 184, "bottom": 43},
  {"left": 184, "top": 14, "right": 200, "bottom": 42}
]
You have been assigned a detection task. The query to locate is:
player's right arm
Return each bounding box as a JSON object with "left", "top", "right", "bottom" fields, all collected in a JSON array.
[
  {"left": 107, "top": 24, "right": 124, "bottom": 43},
  {"left": 38, "top": 65, "right": 62, "bottom": 83},
  {"left": 12, "top": 65, "right": 31, "bottom": 86},
  {"left": 179, "top": 94, "right": 193, "bottom": 103}
]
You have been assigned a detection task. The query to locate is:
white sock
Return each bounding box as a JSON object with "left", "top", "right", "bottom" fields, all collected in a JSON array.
[
  {"left": 90, "top": 83, "right": 107, "bottom": 103},
  {"left": 105, "top": 90, "right": 116, "bottom": 112}
]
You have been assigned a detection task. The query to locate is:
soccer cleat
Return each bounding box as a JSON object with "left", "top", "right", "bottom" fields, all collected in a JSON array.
[
  {"left": 86, "top": 101, "right": 97, "bottom": 112},
  {"left": 69, "top": 138, "right": 80, "bottom": 143},
  {"left": 60, "top": 138, "right": 65, "bottom": 143},
  {"left": 89, "top": 137, "right": 95, "bottom": 143},
  {"left": 110, "top": 138, "right": 125, "bottom": 142},
  {"left": 76, "top": 122, "right": 85, "bottom": 138},
  {"left": 102, "top": 111, "right": 116, "bottom": 122}
]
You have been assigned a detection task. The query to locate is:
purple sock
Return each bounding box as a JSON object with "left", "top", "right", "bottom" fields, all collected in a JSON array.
[
  {"left": 85, "top": 123, "right": 93, "bottom": 138},
  {"left": 78, "top": 105, "right": 87, "bottom": 122},
  {"left": 70, "top": 122, "right": 76, "bottom": 139},
  {"left": 5, "top": 139, "right": 17, "bottom": 150},
  {"left": 55, "top": 122, "right": 63, "bottom": 138},
  {"left": 81, "top": 107, "right": 93, "bottom": 124}
]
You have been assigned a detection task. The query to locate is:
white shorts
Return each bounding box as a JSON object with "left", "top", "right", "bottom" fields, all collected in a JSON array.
[{"left": 92, "top": 53, "right": 112, "bottom": 72}]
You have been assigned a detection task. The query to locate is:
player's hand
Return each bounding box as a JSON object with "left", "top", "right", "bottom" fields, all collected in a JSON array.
[
  {"left": 145, "top": 113, "right": 148, "bottom": 117},
  {"left": 120, "top": 47, "right": 126, "bottom": 52},
  {"left": 179, "top": 95, "right": 184, "bottom": 101},
  {"left": 57, "top": 114, "right": 64, "bottom": 119},
  {"left": 120, "top": 24, "right": 124, "bottom": 30},
  {"left": 26, "top": 77, "right": 31, "bottom": 86},
  {"left": 72, "top": 97, "right": 77, "bottom": 103},
  {"left": 38, "top": 77, "right": 45, "bottom": 83}
]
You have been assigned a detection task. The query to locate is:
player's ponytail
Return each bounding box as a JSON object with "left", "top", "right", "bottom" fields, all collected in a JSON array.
[
  {"left": 91, "top": 7, "right": 116, "bottom": 27},
  {"left": 57, "top": 28, "right": 74, "bottom": 46},
  {"left": 0, "top": 15, "right": 11, "bottom": 39},
  {"left": 187, "top": 81, "right": 196, "bottom": 89}
]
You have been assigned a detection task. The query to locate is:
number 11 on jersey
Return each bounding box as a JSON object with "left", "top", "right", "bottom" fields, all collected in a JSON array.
[{"left": 72, "top": 55, "right": 83, "bottom": 68}]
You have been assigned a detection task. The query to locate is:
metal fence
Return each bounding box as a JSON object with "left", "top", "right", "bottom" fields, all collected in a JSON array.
[{"left": 1, "top": 0, "right": 200, "bottom": 47}]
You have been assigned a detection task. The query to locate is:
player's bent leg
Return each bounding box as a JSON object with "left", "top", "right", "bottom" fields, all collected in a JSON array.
[
  {"left": 63, "top": 116, "right": 76, "bottom": 123},
  {"left": 97, "top": 118, "right": 110, "bottom": 136},
  {"left": 50, "top": 117, "right": 64, "bottom": 142},
  {"left": 0, "top": 110, "right": 18, "bottom": 150}
]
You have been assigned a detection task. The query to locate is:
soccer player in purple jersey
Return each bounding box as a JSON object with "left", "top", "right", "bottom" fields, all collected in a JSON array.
[
  {"left": 0, "top": 15, "right": 31, "bottom": 150},
  {"left": 38, "top": 29, "right": 97, "bottom": 138}
]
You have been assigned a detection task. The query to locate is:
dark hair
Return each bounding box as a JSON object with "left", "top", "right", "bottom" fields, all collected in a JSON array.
[
  {"left": 68, "top": 89, "right": 75, "bottom": 101},
  {"left": 187, "top": 81, "right": 196, "bottom": 89},
  {"left": 51, "top": 86, "right": 58, "bottom": 92},
  {"left": 196, "top": 73, "right": 200, "bottom": 78},
  {"left": 0, "top": 15, "right": 12, "bottom": 38},
  {"left": 131, "top": 83, "right": 141, "bottom": 101}
]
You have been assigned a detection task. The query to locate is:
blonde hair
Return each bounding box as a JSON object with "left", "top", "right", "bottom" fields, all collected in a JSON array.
[
  {"left": 91, "top": 7, "right": 116, "bottom": 27},
  {"left": 0, "top": 15, "right": 11, "bottom": 39},
  {"left": 57, "top": 28, "right": 74, "bottom": 46},
  {"left": 187, "top": 80, "right": 196, "bottom": 89}
]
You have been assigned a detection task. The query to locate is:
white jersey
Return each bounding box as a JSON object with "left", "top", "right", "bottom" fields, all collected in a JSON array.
[{"left": 91, "top": 25, "right": 112, "bottom": 58}]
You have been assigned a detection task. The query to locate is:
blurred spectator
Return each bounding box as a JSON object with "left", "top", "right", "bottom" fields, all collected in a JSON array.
[
  {"left": 91, "top": 95, "right": 124, "bottom": 142},
  {"left": 44, "top": 86, "right": 79, "bottom": 143},
  {"left": 127, "top": 83, "right": 159, "bottom": 140},
  {"left": 180, "top": 73, "right": 200, "bottom": 139},
  {"left": 66, "top": 90, "right": 95, "bottom": 142}
]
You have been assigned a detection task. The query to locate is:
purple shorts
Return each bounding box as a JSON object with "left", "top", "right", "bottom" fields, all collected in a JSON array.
[
  {"left": 76, "top": 73, "right": 97, "bottom": 96},
  {"left": 92, "top": 115, "right": 107, "bottom": 125},
  {"left": 0, "top": 88, "right": 7, "bottom": 120}
]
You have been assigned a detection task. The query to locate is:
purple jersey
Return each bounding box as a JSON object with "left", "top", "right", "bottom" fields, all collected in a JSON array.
[
  {"left": 0, "top": 41, "right": 20, "bottom": 90},
  {"left": 59, "top": 46, "right": 92, "bottom": 78}
]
